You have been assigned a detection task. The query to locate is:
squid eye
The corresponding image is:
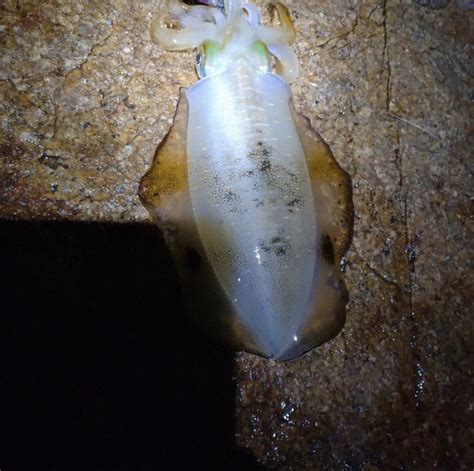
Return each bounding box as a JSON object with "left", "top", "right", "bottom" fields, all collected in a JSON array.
[
  {"left": 195, "top": 40, "right": 223, "bottom": 78},
  {"left": 249, "top": 40, "right": 271, "bottom": 73},
  {"left": 195, "top": 46, "right": 206, "bottom": 79}
]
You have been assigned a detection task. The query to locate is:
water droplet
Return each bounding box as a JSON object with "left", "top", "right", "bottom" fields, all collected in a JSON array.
[
  {"left": 406, "top": 245, "right": 417, "bottom": 263},
  {"left": 340, "top": 257, "right": 348, "bottom": 272},
  {"left": 280, "top": 400, "right": 295, "bottom": 424}
]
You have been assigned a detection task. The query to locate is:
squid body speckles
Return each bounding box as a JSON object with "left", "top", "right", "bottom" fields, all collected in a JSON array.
[{"left": 139, "top": 0, "right": 353, "bottom": 360}]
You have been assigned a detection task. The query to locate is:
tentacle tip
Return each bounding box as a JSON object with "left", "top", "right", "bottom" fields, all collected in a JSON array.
[
  {"left": 268, "top": 1, "right": 296, "bottom": 45},
  {"left": 150, "top": 16, "right": 160, "bottom": 43}
]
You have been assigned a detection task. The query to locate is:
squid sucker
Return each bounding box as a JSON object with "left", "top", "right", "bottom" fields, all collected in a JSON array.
[{"left": 139, "top": 0, "right": 353, "bottom": 360}]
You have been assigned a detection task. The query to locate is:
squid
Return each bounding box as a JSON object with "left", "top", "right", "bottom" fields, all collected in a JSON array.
[{"left": 139, "top": 0, "right": 353, "bottom": 360}]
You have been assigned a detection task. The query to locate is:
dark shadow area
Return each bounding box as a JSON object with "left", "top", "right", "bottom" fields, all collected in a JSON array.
[{"left": 0, "top": 219, "right": 262, "bottom": 471}]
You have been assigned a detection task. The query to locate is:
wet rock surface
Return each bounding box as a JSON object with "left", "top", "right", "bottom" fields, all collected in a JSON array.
[{"left": 1, "top": 0, "right": 472, "bottom": 469}]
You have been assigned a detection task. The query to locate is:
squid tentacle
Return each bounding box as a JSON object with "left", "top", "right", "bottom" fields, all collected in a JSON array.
[
  {"left": 254, "top": 25, "right": 292, "bottom": 45},
  {"left": 242, "top": 3, "right": 261, "bottom": 26},
  {"left": 152, "top": 0, "right": 298, "bottom": 81},
  {"left": 167, "top": 1, "right": 217, "bottom": 29},
  {"left": 224, "top": 0, "right": 244, "bottom": 40},
  {"left": 267, "top": 43, "right": 299, "bottom": 82},
  {"left": 150, "top": 16, "right": 219, "bottom": 50},
  {"left": 188, "top": 5, "right": 227, "bottom": 28},
  {"left": 268, "top": 1, "right": 296, "bottom": 45}
]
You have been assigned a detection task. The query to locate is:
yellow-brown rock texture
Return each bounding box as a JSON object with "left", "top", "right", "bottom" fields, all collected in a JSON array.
[{"left": 1, "top": 0, "right": 472, "bottom": 469}]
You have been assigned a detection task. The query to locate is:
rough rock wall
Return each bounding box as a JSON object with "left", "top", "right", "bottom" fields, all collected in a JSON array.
[{"left": 1, "top": 0, "right": 472, "bottom": 468}]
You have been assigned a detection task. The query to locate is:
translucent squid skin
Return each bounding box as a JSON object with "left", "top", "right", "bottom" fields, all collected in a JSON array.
[{"left": 140, "top": 0, "right": 353, "bottom": 360}]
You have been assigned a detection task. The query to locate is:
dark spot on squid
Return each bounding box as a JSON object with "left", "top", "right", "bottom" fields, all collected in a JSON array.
[
  {"left": 271, "top": 237, "right": 288, "bottom": 256},
  {"left": 287, "top": 197, "right": 302, "bottom": 208},
  {"left": 223, "top": 190, "right": 238, "bottom": 203},
  {"left": 248, "top": 141, "right": 272, "bottom": 161},
  {"left": 185, "top": 247, "right": 202, "bottom": 273},
  {"left": 275, "top": 246, "right": 287, "bottom": 256},
  {"left": 321, "top": 235, "right": 335, "bottom": 265},
  {"left": 258, "top": 236, "right": 290, "bottom": 257},
  {"left": 259, "top": 158, "right": 271, "bottom": 172}
]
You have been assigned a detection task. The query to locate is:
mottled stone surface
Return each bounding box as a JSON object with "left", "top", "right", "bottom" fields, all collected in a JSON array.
[{"left": 1, "top": 0, "right": 472, "bottom": 469}]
